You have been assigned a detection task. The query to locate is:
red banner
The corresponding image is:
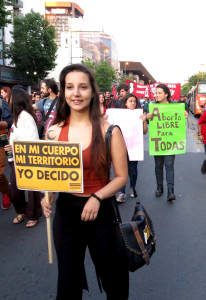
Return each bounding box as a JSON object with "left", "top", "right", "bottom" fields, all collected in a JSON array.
[{"left": 125, "top": 80, "right": 181, "bottom": 100}]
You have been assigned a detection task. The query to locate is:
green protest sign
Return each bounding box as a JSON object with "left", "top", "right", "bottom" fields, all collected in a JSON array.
[{"left": 149, "top": 103, "right": 186, "bottom": 155}]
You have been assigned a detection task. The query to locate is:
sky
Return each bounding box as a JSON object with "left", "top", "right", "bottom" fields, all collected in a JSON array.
[{"left": 24, "top": 0, "right": 206, "bottom": 84}]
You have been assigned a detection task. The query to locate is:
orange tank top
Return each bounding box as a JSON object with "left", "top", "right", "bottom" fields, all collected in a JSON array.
[{"left": 58, "top": 117, "right": 107, "bottom": 195}]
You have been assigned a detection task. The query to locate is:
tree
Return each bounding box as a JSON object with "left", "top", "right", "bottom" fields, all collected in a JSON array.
[
  {"left": 118, "top": 75, "right": 134, "bottom": 85},
  {"left": 4, "top": 10, "right": 57, "bottom": 82},
  {"left": 0, "top": 0, "right": 14, "bottom": 29},
  {"left": 82, "top": 59, "right": 117, "bottom": 91},
  {"left": 181, "top": 72, "right": 206, "bottom": 96},
  {"left": 181, "top": 82, "right": 192, "bottom": 96}
]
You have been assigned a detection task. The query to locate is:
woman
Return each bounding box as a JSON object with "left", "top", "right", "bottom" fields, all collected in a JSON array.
[
  {"left": 198, "top": 109, "right": 206, "bottom": 154},
  {"left": 1, "top": 87, "right": 11, "bottom": 103},
  {"left": 41, "top": 64, "right": 129, "bottom": 300},
  {"left": 4, "top": 88, "right": 42, "bottom": 227},
  {"left": 117, "top": 93, "right": 148, "bottom": 202},
  {"left": 147, "top": 84, "right": 188, "bottom": 201},
  {"left": 99, "top": 92, "right": 106, "bottom": 116}
]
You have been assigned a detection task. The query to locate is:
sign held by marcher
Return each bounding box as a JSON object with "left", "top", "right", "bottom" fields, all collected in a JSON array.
[
  {"left": 13, "top": 141, "right": 83, "bottom": 192},
  {"left": 149, "top": 103, "right": 186, "bottom": 156}
]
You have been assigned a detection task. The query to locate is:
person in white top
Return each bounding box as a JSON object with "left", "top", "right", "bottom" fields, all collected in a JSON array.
[{"left": 4, "top": 88, "right": 42, "bottom": 228}]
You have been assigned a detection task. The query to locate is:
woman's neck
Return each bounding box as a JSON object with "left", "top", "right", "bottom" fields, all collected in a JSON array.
[
  {"left": 69, "top": 110, "right": 91, "bottom": 126},
  {"left": 161, "top": 99, "right": 169, "bottom": 104}
]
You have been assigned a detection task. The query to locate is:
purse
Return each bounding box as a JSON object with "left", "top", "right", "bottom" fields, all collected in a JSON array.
[{"left": 105, "top": 124, "right": 156, "bottom": 272}]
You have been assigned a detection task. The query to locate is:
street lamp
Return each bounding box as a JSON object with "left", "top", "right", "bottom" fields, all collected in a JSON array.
[
  {"left": 26, "top": 71, "right": 37, "bottom": 94},
  {"left": 125, "top": 62, "right": 129, "bottom": 77}
]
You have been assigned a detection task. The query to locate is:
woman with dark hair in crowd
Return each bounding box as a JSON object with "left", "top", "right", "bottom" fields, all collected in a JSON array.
[
  {"left": 4, "top": 88, "right": 42, "bottom": 227},
  {"left": 117, "top": 93, "right": 148, "bottom": 202},
  {"left": 1, "top": 87, "right": 11, "bottom": 103},
  {"left": 41, "top": 64, "right": 129, "bottom": 299},
  {"left": 99, "top": 92, "right": 106, "bottom": 116},
  {"left": 147, "top": 84, "right": 188, "bottom": 201}
]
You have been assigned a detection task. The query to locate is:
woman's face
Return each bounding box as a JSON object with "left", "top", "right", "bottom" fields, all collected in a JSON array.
[
  {"left": 156, "top": 88, "right": 168, "bottom": 103},
  {"left": 1, "top": 89, "right": 7, "bottom": 100},
  {"left": 125, "top": 96, "right": 137, "bottom": 110},
  {"left": 65, "top": 71, "right": 93, "bottom": 112},
  {"left": 99, "top": 94, "right": 104, "bottom": 104}
]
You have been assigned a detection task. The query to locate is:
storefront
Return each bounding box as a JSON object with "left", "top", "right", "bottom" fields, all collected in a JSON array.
[{"left": 0, "top": 65, "right": 29, "bottom": 89}]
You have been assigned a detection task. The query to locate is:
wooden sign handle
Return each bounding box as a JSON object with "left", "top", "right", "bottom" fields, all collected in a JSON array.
[{"left": 45, "top": 191, "right": 53, "bottom": 264}]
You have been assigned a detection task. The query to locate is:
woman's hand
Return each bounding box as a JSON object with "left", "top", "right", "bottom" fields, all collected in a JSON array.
[
  {"left": 140, "top": 114, "right": 146, "bottom": 122},
  {"left": 41, "top": 193, "right": 55, "bottom": 218},
  {"left": 81, "top": 196, "right": 100, "bottom": 222},
  {"left": 146, "top": 113, "right": 152, "bottom": 120},
  {"left": 103, "top": 114, "right": 108, "bottom": 120},
  {"left": 198, "top": 134, "right": 204, "bottom": 142},
  {"left": 4, "top": 144, "right": 12, "bottom": 152},
  {"left": 184, "top": 110, "right": 189, "bottom": 117}
]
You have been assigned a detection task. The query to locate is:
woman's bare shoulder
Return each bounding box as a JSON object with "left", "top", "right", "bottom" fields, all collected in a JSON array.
[
  {"left": 45, "top": 122, "right": 64, "bottom": 141},
  {"left": 101, "top": 120, "right": 121, "bottom": 137}
]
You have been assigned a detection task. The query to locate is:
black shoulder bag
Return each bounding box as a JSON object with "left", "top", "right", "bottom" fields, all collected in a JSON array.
[
  {"left": 105, "top": 124, "right": 156, "bottom": 272},
  {"left": 37, "top": 97, "right": 57, "bottom": 139}
]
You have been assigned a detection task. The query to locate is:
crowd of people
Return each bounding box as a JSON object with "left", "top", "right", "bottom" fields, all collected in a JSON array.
[{"left": 0, "top": 64, "right": 204, "bottom": 299}]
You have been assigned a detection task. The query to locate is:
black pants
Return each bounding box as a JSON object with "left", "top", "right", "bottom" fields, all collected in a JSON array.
[
  {"left": 154, "top": 155, "right": 175, "bottom": 189},
  {"left": 9, "top": 162, "right": 42, "bottom": 220},
  {"left": 0, "top": 147, "right": 9, "bottom": 194},
  {"left": 53, "top": 193, "right": 129, "bottom": 300}
]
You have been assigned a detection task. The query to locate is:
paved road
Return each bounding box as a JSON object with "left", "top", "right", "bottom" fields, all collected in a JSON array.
[{"left": 0, "top": 113, "right": 206, "bottom": 300}]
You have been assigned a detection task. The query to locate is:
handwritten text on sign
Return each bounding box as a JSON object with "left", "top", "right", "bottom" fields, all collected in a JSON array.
[
  {"left": 13, "top": 141, "right": 83, "bottom": 192},
  {"left": 149, "top": 103, "right": 186, "bottom": 155}
]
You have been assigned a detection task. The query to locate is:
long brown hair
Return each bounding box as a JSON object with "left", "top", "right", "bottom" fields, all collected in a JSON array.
[
  {"left": 10, "top": 88, "right": 37, "bottom": 126},
  {"left": 55, "top": 64, "right": 107, "bottom": 174}
]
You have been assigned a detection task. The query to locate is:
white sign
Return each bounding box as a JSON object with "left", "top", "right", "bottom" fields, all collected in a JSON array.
[{"left": 107, "top": 108, "right": 144, "bottom": 161}]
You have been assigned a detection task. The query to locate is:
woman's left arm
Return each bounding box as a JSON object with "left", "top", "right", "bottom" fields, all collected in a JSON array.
[
  {"left": 81, "top": 127, "right": 128, "bottom": 222},
  {"left": 184, "top": 110, "right": 189, "bottom": 117},
  {"left": 140, "top": 114, "right": 148, "bottom": 134}
]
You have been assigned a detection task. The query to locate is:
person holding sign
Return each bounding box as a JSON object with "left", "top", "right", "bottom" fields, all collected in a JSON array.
[
  {"left": 41, "top": 64, "right": 129, "bottom": 299},
  {"left": 147, "top": 84, "right": 188, "bottom": 201},
  {"left": 116, "top": 93, "right": 148, "bottom": 202},
  {"left": 4, "top": 88, "right": 42, "bottom": 227}
]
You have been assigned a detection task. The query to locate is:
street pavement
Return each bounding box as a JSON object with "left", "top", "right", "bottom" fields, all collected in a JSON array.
[{"left": 0, "top": 113, "right": 206, "bottom": 300}]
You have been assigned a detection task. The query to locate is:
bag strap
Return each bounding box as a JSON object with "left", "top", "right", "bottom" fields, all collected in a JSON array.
[
  {"left": 105, "top": 124, "right": 122, "bottom": 222},
  {"left": 105, "top": 124, "right": 122, "bottom": 183},
  {"left": 0, "top": 98, "right": 2, "bottom": 121},
  {"left": 40, "top": 97, "right": 57, "bottom": 126},
  {"left": 131, "top": 222, "right": 150, "bottom": 265}
]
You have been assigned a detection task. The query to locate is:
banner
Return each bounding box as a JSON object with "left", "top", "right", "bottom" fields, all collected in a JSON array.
[
  {"left": 149, "top": 103, "right": 186, "bottom": 156},
  {"left": 13, "top": 141, "right": 83, "bottom": 192},
  {"left": 106, "top": 108, "right": 144, "bottom": 160},
  {"left": 126, "top": 80, "right": 181, "bottom": 100}
]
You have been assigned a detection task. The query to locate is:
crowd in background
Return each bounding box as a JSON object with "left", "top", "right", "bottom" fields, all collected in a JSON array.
[
  {"left": 1, "top": 67, "right": 206, "bottom": 299},
  {"left": 0, "top": 78, "right": 204, "bottom": 221}
]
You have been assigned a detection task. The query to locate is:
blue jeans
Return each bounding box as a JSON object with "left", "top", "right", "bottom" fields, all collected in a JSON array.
[
  {"left": 121, "top": 161, "right": 138, "bottom": 193},
  {"left": 154, "top": 155, "right": 175, "bottom": 189}
]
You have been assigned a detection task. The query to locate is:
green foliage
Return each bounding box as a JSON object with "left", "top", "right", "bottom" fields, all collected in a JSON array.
[
  {"left": 4, "top": 10, "right": 57, "bottom": 82},
  {"left": 0, "top": 0, "right": 14, "bottom": 29},
  {"left": 118, "top": 75, "right": 133, "bottom": 85},
  {"left": 181, "top": 82, "right": 192, "bottom": 96},
  {"left": 82, "top": 59, "right": 117, "bottom": 91},
  {"left": 181, "top": 72, "right": 206, "bottom": 95}
]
